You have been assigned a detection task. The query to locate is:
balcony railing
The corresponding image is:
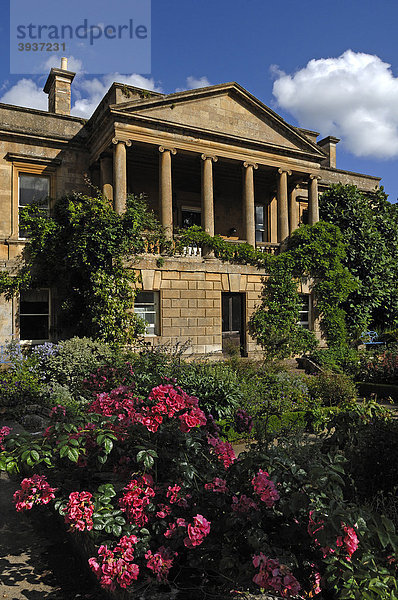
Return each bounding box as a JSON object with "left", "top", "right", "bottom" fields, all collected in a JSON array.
[
  {"left": 140, "top": 236, "right": 280, "bottom": 258},
  {"left": 255, "top": 242, "right": 280, "bottom": 255}
]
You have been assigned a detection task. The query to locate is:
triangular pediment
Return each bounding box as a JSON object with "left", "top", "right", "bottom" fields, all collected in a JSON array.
[{"left": 111, "top": 83, "right": 325, "bottom": 158}]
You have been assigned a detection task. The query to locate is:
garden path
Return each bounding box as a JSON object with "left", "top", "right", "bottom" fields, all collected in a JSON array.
[{"left": 0, "top": 429, "right": 97, "bottom": 600}]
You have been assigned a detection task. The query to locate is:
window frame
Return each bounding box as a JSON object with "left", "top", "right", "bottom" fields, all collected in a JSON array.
[
  {"left": 134, "top": 291, "right": 160, "bottom": 337},
  {"left": 19, "top": 288, "right": 51, "bottom": 344},
  {"left": 12, "top": 162, "right": 55, "bottom": 240},
  {"left": 298, "top": 293, "right": 311, "bottom": 329}
]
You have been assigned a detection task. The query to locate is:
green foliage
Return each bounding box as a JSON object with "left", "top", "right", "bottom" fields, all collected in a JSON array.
[
  {"left": 306, "top": 371, "right": 358, "bottom": 406},
  {"left": 171, "top": 362, "right": 243, "bottom": 420},
  {"left": 248, "top": 221, "right": 357, "bottom": 356},
  {"left": 320, "top": 184, "right": 398, "bottom": 333},
  {"left": 310, "top": 346, "right": 361, "bottom": 374},
  {"left": 249, "top": 254, "right": 318, "bottom": 359},
  {"left": 0, "top": 193, "right": 163, "bottom": 344},
  {"left": 288, "top": 221, "right": 359, "bottom": 348}
]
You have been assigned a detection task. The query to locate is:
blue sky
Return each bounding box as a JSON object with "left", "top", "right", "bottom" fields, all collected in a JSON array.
[{"left": 1, "top": 0, "right": 398, "bottom": 201}]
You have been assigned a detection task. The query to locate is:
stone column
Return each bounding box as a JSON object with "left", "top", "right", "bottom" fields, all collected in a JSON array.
[
  {"left": 100, "top": 154, "right": 113, "bottom": 202},
  {"left": 277, "top": 168, "right": 291, "bottom": 242},
  {"left": 201, "top": 154, "right": 218, "bottom": 236},
  {"left": 112, "top": 138, "right": 132, "bottom": 214},
  {"left": 289, "top": 184, "right": 299, "bottom": 235},
  {"left": 308, "top": 175, "right": 320, "bottom": 225},
  {"left": 159, "top": 146, "right": 177, "bottom": 240},
  {"left": 243, "top": 162, "right": 258, "bottom": 246}
]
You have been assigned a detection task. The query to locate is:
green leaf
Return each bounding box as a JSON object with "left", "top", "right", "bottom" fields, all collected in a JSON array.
[{"left": 67, "top": 448, "right": 79, "bottom": 463}]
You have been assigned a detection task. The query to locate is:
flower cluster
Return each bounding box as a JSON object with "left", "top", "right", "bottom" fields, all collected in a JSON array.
[
  {"left": 184, "top": 514, "right": 211, "bottom": 548},
  {"left": 13, "top": 474, "right": 57, "bottom": 512},
  {"left": 88, "top": 383, "right": 207, "bottom": 435},
  {"left": 164, "top": 517, "right": 187, "bottom": 539},
  {"left": 145, "top": 546, "right": 177, "bottom": 581},
  {"left": 231, "top": 494, "right": 258, "bottom": 514},
  {"left": 204, "top": 477, "right": 228, "bottom": 493},
  {"left": 337, "top": 525, "right": 359, "bottom": 561},
  {"left": 88, "top": 385, "right": 139, "bottom": 426},
  {"left": 252, "top": 553, "right": 301, "bottom": 598},
  {"left": 308, "top": 512, "right": 359, "bottom": 561},
  {"left": 234, "top": 409, "right": 253, "bottom": 434},
  {"left": 252, "top": 469, "right": 280, "bottom": 507},
  {"left": 49, "top": 404, "right": 66, "bottom": 419},
  {"left": 0, "top": 425, "right": 12, "bottom": 450},
  {"left": 207, "top": 435, "right": 236, "bottom": 469},
  {"left": 119, "top": 474, "right": 155, "bottom": 527},
  {"left": 64, "top": 491, "right": 95, "bottom": 531},
  {"left": 166, "top": 484, "right": 191, "bottom": 508},
  {"left": 89, "top": 535, "right": 140, "bottom": 590}
]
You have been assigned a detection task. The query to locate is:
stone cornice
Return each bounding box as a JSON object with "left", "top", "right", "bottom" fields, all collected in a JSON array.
[
  {"left": 5, "top": 152, "right": 62, "bottom": 166},
  {"left": 106, "top": 112, "right": 325, "bottom": 164},
  {"left": 110, "top": 82, "right": 326, "bottom": 159}
]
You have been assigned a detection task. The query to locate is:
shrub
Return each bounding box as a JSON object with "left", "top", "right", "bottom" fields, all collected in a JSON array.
[
  {"left": 2, "top": 380, "right": 398, "bottom": 599},
  {"left": 35, "top": 337, "right": 119, "bottom": 397},
  {"left": 356, "top": 348, "right": 398, "bottom": 384},
  {"left": 306, "top": 371, "right": 357, "bottom": 406},
  {"left": 310, "top": 346, "right": 361, "bottom": 375}
]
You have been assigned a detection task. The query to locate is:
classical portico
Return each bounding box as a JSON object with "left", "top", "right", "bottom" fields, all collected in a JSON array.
[{"left": 97, "top": 138, "right": 321, "bottom": 249}]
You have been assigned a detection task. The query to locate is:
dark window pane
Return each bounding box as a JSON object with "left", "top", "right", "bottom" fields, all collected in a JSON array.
[
  {"left": 182, "top": 210, "right": 201, "bottom": 228},
  {"left": 222, "top": 295, "right": 230, "bottom": 331},
  {"left": 19, "top": 175, "right": 49, "bottom": 207},
  {"left": 231, "top": 295, "right": 241, "bottom": 331},
  {"left": 135, "top": 291, "right": 154, "bottom": 304},
  {"left": 20, "top": 315, "right": 49, "bottom": 340}
]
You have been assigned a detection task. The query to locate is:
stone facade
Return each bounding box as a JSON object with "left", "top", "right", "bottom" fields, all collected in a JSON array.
[{"left": 0, "top": 60, "right": 381, "bottom": 356}]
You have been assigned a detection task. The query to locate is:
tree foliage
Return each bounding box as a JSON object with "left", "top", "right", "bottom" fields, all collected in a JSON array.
[
  {"left": 249, "top": 221, "right": 358, "bottom": 355},
  {"left": 320, "top": 184, "right": 398, "bottom": 333},
  {"left": 0, "top": 193, "right": 163, "bottom": 344}
]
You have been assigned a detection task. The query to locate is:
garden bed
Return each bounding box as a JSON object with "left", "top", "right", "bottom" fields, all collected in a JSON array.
[{"left": 356, "top": 381, "right": 398, "bottom": 401}]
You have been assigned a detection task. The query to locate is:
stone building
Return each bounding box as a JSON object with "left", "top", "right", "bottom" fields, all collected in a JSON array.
[{"left": 0, "top": 60, "right": 380, "bottom": 356}]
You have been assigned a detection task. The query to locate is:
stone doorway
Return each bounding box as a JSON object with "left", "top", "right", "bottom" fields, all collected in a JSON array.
[{"left": 222, "top": 292, "right": 246, "bottom": 356}]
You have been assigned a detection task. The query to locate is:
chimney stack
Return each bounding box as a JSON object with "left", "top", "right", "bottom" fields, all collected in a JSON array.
[
  {"left": 317, "top": 136, "right": 340, "bottom": 169},
  {"left": 43, "top": 57, "right": 75, "bottom": 115}
]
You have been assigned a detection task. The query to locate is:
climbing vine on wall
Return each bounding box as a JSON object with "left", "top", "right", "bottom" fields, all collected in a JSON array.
[
  {"left": 0, "top": 193, "right": 356, "bottom": 354},
  {"left": 0, "top": 193, "right": 164, "bottom": 344}
]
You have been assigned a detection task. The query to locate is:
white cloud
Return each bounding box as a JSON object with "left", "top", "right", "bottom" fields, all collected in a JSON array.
[
  {"left": 0, "top": 69, "right": 161, "bottom": 118},
  {"left": 71, "top": 73, "right": 162, "bottom": 118},
  {"left": 272, "top": 50, "right": 398, "bottom": 158},
  {"left": 41, "top": 55, "right": 84, "bottom": 73},
  {"left": 175, "top": 76, "right": 211, "bottom": 93},
  {"left": 0, "top": 78, "right": 47, "bottom": 111}
]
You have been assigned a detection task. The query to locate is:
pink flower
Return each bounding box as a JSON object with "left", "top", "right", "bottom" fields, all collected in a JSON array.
[
  {"left": 183, "top": 514, "right": 211, "bottom": 548},
  {"left": 64, "top": 491, "right": 95, "bottom": 531},
  {"left": 343, "top": 525, "right": 359, "bottom": 560},
  {"left": 119, "top": 476, "right": 155, "bottom": 527},
  {"left": 205, "top": 477, "right": 228, "bottom": 493},
  {"left": 207, "top": 435, "right": 236, "bottom": 469},
  {"left": 252, "top": 553, "right": 300, "bottom": 598},
  {"left": 89, "top": 535, "right": 139, "bottom": 590},
  {"left": 0, "top": 426, "right": 12, "bottom": 450},
  {"left": 251, "top": 469, "right": 279, "bottom": 507},
  {"left": 13, "top": 474, "right": 57, "bottom": 512},
  {"left": 49, "top": 404, "right": 66, "bottom": 419},
  {"left": 145, "top": 546, "right": 177, "bottom": 581},
  {"left": 231, "top": 494, "right": 258, "bottom": 514}
]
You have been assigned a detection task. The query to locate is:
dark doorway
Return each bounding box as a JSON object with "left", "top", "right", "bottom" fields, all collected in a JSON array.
[{"left": 222, "top": 293, "right": 246, "bottom": 356}]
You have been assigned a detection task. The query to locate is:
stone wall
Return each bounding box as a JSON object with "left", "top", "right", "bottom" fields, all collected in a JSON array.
[{"left": 133, "top": 256, "right": 265, "bottom": 356}]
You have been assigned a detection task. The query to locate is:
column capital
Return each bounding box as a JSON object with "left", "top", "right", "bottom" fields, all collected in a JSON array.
[
  {"left": 278, "top": 168, "right": 292, "bottom": 176},
  {"left": 309, "top": 174, "right": 321, "bottom": 180},
  {"left": 112, "top": 137, "right": 132, "bottom": 147},
  {"left": 201, "top": 154, "right": 218, "bottom": 162},
  {"left": 243, "top": 161, "right": 258, "bottom": 169},
  {"left": 159, "top": 146, "right": 177, "bottom": 155}
]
